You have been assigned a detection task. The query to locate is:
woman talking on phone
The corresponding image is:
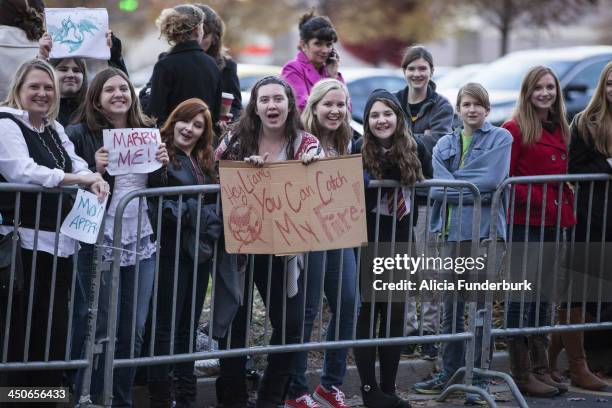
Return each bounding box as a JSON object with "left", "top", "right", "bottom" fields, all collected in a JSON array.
[{"left": 281, "top": 11, "right": 343, "bottom": 112}]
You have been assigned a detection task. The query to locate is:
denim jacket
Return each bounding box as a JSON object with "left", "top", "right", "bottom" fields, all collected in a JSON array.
[{"left": 429, "top": 121, "right": 512, "bottom": 241}]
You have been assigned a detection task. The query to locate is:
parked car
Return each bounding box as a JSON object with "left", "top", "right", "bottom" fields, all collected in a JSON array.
[
  {"left": 438, "top": 46, "right": 612, "bottom": 125},
  {"left": 342, "top": 67, "right": 405, "bottom": 123},
  {"left": 436, "top": 63, "right": 487, "bottom": 91},
  {"left": 238, "top": 63, "right": 281, "bottom": 104}
]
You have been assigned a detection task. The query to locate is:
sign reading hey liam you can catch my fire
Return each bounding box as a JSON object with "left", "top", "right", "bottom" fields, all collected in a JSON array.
[
  {"left": 219, "top": 155, "right": 367, "bottom": 254},
  {"left": 103, "top": 128, "right": 162, "bottom": 176}
]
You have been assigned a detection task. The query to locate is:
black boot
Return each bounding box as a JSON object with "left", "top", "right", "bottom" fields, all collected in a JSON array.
[
  {"left": 148, "top": 380, "right": 173, "bottom": 408},
  {"left": 216, "top": 376, "right": 250, "bottom": 408},
  {"left": 175, "top": 374, "right": 197, "bottom": 408},
  {"left": 255, "top": 370, "right": 290, "bottom": 408}
]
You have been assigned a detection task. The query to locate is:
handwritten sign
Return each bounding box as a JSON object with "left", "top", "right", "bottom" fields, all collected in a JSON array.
[
  {"left": 219, "top": 155, "right": 367, "bottom": 254},
  {"left": 45, "top": 8, "right": 110, "bottom": 60},
  {"left": 103, "top": 128, "right": 162, "bottom": 176},
  {"left": 60, "top": 189, "right": 108, "bottom": 244}
]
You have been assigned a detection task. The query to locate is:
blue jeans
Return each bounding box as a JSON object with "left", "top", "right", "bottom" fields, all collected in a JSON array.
[
  {"left": 74, "top": 247, "right": 155, "bottom": 407},
  {"left": 441, "top": 296, "right": 489, "bottom": 379},
  {"left": 288, "top": 249, "right": 358, "bottom": 397},
  {"left": 439, "top": 243, "right": 490, "bottom": 380}
]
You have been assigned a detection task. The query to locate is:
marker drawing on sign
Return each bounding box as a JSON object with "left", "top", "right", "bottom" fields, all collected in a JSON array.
[{"left": 229, "top": 204, "right": 265, "bottom": 252}]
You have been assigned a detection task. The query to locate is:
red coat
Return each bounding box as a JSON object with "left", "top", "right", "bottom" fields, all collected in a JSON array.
[{"left": 503, "top": 119, "right": 576, "bottom": 228}]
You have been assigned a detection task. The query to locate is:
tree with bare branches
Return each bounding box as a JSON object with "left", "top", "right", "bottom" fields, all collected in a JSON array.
[{"left": 457, "top": 0, "right": 598, "bottom": 56}]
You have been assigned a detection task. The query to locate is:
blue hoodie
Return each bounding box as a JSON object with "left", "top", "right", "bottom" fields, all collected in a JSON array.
[{"left": 429, "top": 121, "right": 512, "bottom": 241}]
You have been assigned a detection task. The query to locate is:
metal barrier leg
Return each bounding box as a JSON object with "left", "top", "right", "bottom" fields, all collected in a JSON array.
[
  {"left": 76, "top": 225, "right": 106, "bottom": 407},
  {"left": 472, "top": 367, "right": 529, "bottom": 408}
]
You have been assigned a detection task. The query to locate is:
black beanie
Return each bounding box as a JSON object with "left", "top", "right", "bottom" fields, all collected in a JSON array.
[{"left": 363, "top": 89, "right": 403, "bottom": 124}]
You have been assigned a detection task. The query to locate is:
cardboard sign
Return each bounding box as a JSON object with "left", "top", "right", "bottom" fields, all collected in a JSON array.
[
  {"left": 60, "top": 189, "right": 108, "bottom": 244},
  {"left": 103, "top": 128, "right": 162, "bottom": 176},
  {"left": 219, "top": 155, "right": 367, "bottom": 254},
  {"left": 45, "top": 8, "right": 110, "bottom": 60}
]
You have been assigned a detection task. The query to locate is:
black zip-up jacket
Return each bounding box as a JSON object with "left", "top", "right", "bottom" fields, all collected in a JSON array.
[
  {"left": 66, "top": 123, "right": 115, "bottom": 191},
  {"left": 148, "top": 150, "right": 216, "bottom": 256},
  {"left": 568, "top": 113, "right": 612, "bottom": 241}
]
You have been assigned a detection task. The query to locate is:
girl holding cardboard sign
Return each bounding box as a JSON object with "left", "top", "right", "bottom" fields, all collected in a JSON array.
[
  {"left": 214, "top": 76, "right": 324, "bottom": 408},
  {"left": 284, "top": 78, "right": 357, "bottom": 408},
  {"left": 67, "top": 67, "right": 168, "bottom": 407}
]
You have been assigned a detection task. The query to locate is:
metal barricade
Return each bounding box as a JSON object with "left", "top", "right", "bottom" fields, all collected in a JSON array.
[
  {"left": 0, "top": 183, "right": 102, "bottom": 406},
  {"left": 4, "top": 174, "right": 610, "bottom": 408},
  {"left": 93, "top": 179, "right": 487, "bottom": 406},
  {"left": 478, "top": 174, "right": 612, "bottom": 408}
]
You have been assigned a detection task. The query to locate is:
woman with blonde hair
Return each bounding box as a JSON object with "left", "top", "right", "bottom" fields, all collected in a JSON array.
[
  {"left": 502, "top": 66, "right": 573, "bottom": 397},
  {"left": 146, "top": 4, "right": 222, "bottom": 126},
  {"left": 549, "top": 61, "right": 612, "bottom": 391},
  {"left": 285, "top": 79, "right": 357, "bottom": 408},
  {"left": 0, "top": 58, "right": 108, "bottom": 395}
]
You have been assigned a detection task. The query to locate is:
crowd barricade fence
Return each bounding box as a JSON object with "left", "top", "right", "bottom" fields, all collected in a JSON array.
[
  {"left": 3, "top": 175, "right": 610, "bottom": 408},
  {"left": 476, "top": 173, "right": 612, "bottom": 408}
]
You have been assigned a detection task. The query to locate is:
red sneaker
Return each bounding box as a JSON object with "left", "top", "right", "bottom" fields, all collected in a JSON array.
[
  {"left": 285, "top": 393, "right": 322, "bottom": 408},
  {"left": 313, "top": 385, "right": 349, "bottom": 408}
]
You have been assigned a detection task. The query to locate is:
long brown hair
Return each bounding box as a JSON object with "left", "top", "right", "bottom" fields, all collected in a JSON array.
[
  {"left": 72, "top": 67, "right": 153, "bottom": 134},
  {"left": 160, "top": 98, "right": 217, "bottom": 182},
  {"left": 194, "top": 4, "right": 228, "bottom": 70},
  {"left": 513, "top": 65, "right": 570, "bottom": 145},
  {"left": 362, "top": 98, "right": 423, "bottom": 186},
  {"left": 221, "top": 76, "right": 304, "bottom": 160},
  {"left": 301, "top": 78, "right": 351, "bottom": 156},
  {"left": 577, "top": 61, "right": 612, "bottom": 156}
]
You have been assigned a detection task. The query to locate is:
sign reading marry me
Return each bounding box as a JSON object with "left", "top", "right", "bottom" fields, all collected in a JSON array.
[
  {"left": 60, "top": 189, "right": 108, "bottom": 244},
  {"left": 103, "top": 128, "right": 162, "bottom": 176},
  {"left": 219, "top": 155, "right": 368, "bottom": 254},
  {"left": 45, "top": 8, "right": 110, "bottom": 59}
]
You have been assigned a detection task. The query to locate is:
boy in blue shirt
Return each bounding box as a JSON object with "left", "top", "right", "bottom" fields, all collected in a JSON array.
[{"left": 413, "top": 83, "right": 513, "bottom": 405}]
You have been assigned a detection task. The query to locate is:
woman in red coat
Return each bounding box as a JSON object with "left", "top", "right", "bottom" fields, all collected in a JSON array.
[{"left": 502, "top": 66, "right": 575, "bottom": 398}]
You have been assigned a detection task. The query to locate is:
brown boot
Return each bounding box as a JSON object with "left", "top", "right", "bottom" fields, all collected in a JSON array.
[
  {"left": 529, "top": 335, "right": 568, "bottom": 394},
  {"left": 560, "top": 308, "right": 608, "bottom": 391},
  {"left": 548, "top": 331, "right": 564, "bottom": 382},
  {"left": 507, "top": 337, "right": 559, "bottom": 397}
]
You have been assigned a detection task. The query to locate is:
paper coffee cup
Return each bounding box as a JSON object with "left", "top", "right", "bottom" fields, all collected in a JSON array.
[
  {"left": 221, "top": 92, "right": 234, "bottom": 107},
  {"left": 220, "top": 93, "right": 234, "bottom": 121}
]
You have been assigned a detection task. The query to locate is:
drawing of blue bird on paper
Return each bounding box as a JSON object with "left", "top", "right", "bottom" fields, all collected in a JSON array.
[{"left": 47, "top": 17, "right": 99, "bottom": 53}]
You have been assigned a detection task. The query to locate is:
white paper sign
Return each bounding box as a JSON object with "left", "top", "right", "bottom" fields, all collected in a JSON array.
[
  {"left": 607, "top": 158, "right": 612, "bottom": 169},
  {"left": 60, "top": 189, "right": 108, "bottom": 244},
  {"left": 45, "top": 8, "right": 110, "bottom": 60},
  {"left": 103, "top": 128, "right": 162, "bottom": 176}
]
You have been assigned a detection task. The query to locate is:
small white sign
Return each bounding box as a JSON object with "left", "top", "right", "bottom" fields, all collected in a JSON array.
[
  {"left": 607, "top": 157, "right": 612, "bottom": 169},
  {"left": 103, "top": 128, "right": 162, "bottom": 176},
  {"left": 45, "top": 8, "right": 110, "bottom": 59},
  {"left": 60, "top": 189, "right": 108, "bottom": 244}
]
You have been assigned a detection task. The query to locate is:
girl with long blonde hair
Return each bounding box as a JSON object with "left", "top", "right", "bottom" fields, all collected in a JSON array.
[{"left": 550, "top": 61, "right": 612, "bottom": 392}]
